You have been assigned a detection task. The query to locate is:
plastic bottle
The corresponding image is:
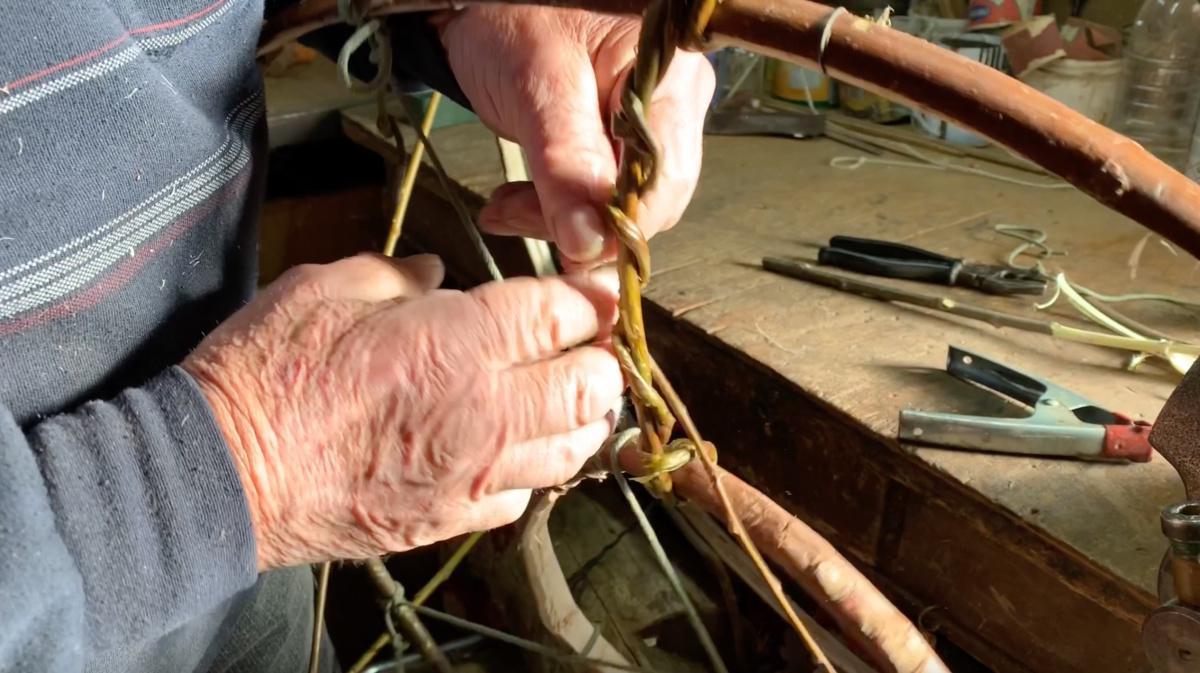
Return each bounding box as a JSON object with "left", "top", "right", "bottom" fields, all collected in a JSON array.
[
  {"left": 1109, "top": 0, "right": 1200, "bottom": 171},
  {"left": 708, "top": 48, "right": 764, "bottom": 112}
]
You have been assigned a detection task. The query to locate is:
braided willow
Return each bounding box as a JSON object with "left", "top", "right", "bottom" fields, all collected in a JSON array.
[
  {"left": 606, "top": 0, "right": 684, "bottom": 495},
  {"left": 609, "top": 1, "right": 835, "bottom": 668}
]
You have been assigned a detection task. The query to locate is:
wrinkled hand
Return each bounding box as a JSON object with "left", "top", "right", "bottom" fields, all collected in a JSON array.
[
  {"left": 438, "top": 6, "right": 714, "bottom": 266},
  {"left": 184, "top": 254, "right": 623, "bottom": 570}
]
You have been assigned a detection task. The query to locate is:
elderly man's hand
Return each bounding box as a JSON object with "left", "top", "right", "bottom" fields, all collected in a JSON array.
[
  {"left": 183, "top": 254, "right": 622, "bottom": 570},
  {"left": 438, "top": 6, "right": 714, "bottom": 267}
]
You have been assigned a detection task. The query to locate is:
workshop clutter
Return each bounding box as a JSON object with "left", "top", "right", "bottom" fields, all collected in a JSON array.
[
  {"left": 766, "top": 60, "right": 837, "bottom": 108},
  {"left": 1020, "top": 57, "right": 1123, "bottom": 124},
  {"left": 707, "top": 3, "right": 1190, "bottom": 156},
  {"left": 1109, "top": 0, "right": 1200, "bottom": 174}
]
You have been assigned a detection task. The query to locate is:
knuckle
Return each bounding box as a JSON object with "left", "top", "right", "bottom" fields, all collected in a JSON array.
[
  {"left": 568, "top": 366, "right": 596, "bottom": 427},
  {"left": 277, "top": 264, "right": 328, "bottom": 302},
  {"left": 470, "top": 279, "right": 550, "bottom": 357},
  {"left": 497, "top": 491, "right": 531, "bottom": 526},
  {"left": 280, "top": 263, "right": 324, "bottom": 289},
  {"left": 560, "top": 436, "right": 595, "bottom": 476}
]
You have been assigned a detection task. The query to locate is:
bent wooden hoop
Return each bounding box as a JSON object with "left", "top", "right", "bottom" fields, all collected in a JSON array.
[{"left": 265, "top": 0, "right": 1200, "bottom": 259}]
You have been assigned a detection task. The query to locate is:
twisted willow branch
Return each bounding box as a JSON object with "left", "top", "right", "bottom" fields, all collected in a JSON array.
[
  {"left": 607, "top": 0, "right": 681, "bottom": 495},
  {"left": 608, "top": 1, "right": 833, "bottom": 668}
]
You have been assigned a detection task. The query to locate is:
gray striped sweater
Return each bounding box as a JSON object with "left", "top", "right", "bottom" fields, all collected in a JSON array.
[{"left": 0, "top": 2, "right": 460, "bottom": 671}]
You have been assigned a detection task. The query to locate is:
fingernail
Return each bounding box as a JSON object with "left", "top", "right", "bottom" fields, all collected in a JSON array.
[
  {"left": 555, "top": 205, "right": 606, "bottom": 263},
  {"left": 586, "top": 264, "right": 620, "bottom": 297}
]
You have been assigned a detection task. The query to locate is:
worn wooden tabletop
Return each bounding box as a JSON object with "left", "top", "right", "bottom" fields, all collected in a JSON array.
[
  {"left": 645, "top": 129, "right": 1198, "bottom": 591},
  {"left": 339, "top": 103, "right": 1200, "bottom": 672}
]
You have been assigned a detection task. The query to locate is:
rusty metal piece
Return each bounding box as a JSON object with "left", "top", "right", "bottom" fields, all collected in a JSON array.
[
  {"left": 1151, "top": 365, "right": 1200, "bottom": 499},
  {"left": 1143, "top": 605, "right": 1200, "bottom": 673},
  {"left": 1162, "top": 503, "right": 1200, "bottom": 608}
]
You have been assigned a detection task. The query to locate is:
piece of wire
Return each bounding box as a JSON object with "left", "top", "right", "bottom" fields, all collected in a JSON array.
[
  {"left": 335, "top": 0, "right": 393, "bottom": 93},
  {"left": 1074, "top": 286, "right": 1200, "bottom": 309},
  {"left": 993, "top": 223, "right": 1065, "bottom": 274},
  {"left": 828, "top": 122, "right": 1071, "bottom": 190},
  {"left": 994, "top": 225, "right": 1199, "bottom": 311},
  {"left": 396, "top": 91, "right": 503, "bottom": 282},
  {"left": 398, "top": 601, "right": 661, "bottom": 673},
  {"left": 831, "top": 154, "right": 1072, "bottom": 190},
  {"left": 606, "top": 430, "right": 728, "bottom": 673},
  {"left": 336, "top": 20, "right": 392, "bottom": 93}
]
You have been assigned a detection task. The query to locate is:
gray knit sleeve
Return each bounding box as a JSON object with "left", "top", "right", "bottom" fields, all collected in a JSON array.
[{"left": 0, "top": 366, "right": 257, "bottom": 670}]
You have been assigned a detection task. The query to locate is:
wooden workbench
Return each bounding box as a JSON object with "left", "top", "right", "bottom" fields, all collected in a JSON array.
[{"left": 339, "top": 107, "right": 1200, "bottom": 673}]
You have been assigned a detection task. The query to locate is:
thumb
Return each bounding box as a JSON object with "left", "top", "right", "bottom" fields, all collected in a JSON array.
[
  {"left": 308, "top": 253, "right": 445, "bottom": 303},
  {"left": 512, "top": 53, "right": 618, "bottom": 265}
]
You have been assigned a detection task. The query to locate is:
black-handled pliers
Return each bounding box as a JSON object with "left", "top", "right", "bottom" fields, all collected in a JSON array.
[{"left": 817, "top": 235, "right": 1048, "bottom": 296}]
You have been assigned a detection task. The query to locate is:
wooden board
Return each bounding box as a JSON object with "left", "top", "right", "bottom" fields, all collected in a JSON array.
[
  {"left": 640, "top": 131, "right": 1197, "bottom": 673},
  {"left": 338, "top": 112, "right": 1200, "bottom": 673},
  {"left": 645, "top": 131, "right": 1196, "bottom": 591}
]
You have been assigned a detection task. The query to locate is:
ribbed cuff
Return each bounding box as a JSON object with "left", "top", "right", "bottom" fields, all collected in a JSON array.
[{"left": 31, "top": 366, "right": 257, "bottom": 651}]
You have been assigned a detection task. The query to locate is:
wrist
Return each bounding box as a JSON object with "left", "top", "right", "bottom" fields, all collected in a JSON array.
[{"left": 184, "top": 362, "right": 280, "bottom": 571}]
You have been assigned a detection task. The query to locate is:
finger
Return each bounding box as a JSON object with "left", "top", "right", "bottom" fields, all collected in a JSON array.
[
  {"left": 513, "top": 47, "right": 617, "bottom": 264},
  {"left": 467, "top": 275, "right": 618, "bottom": 364},
  {"left": 465, "top": 489, "right": 533, "bottom": 532},
  {"left": 488, "top": 419, "right": 614, "bottom": 492},
  {"left": 618, "top": 52, "right": 714, "bottom": 241},
  {"left": 311, "top": 253, "right": 445, "bottom": 302},
  {"left": 478, "top": 181, "right": 548, "bottom": 239},
  {"left": 493, "top": 345, "right": 623, "bottom": 442}
]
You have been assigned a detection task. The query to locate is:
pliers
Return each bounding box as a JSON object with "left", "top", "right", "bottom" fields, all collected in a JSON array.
[{"left": 817, "top": 236, "right": 1048, "bottom": 296}]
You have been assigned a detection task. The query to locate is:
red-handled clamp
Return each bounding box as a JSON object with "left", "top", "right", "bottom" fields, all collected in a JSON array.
[{"left": 899, "top": 346, "right": 1153, "bottom": 462}]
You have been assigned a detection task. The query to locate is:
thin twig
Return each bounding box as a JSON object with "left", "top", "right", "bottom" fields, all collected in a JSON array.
[
  {"left": 308, "top": 562, "right": 332, "bottom": 673},
  {"left": 347, "top": 533, "right": 485, "bottom": 673},
  {"left": 414, "top": 531, "right": 483, "bottom": 605},
  {"left": 648, "top": 358, "right": 837, "bottom": 673},
  {"left": 383, "top": 92, "right": 442, "bottom": 257},
  {"left": 364, "top": 558, "right": 454, "bottom": 673},
  {"left": 401, "top": 601, "right": 662, "bottom": 673},
  {"left": 396, "top": 93, "right": 502, "bottom": 282},
  {"left": 609, "top": 433, "right": 730, "bottom": 673}
]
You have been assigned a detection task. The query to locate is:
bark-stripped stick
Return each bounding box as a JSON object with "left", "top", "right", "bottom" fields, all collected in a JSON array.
[{"left": 668, "top": 460, "right": 949, "bottom": 673}]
